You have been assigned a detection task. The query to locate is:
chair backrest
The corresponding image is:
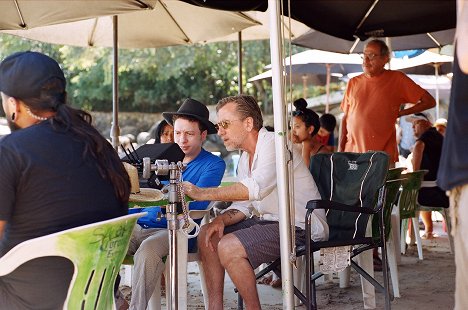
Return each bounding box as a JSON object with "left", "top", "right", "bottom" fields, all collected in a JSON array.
[
  {"left": 377, "top": 170, "right": 405, "bottom": 239},
  {"left": 0, "top": 213, "right": 144, "bottom": 310},
  {"left": 310, "top": 152, "right": 389, "bottom": 241},
  {"left": 398, "top": 170, "right": 426, "bottom": 219}
]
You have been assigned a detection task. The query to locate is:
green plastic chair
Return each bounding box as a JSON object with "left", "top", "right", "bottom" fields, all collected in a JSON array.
[
  {"left": 397, "top": 170, "right": 426, "bottom": 260},
  {"left": 0, "top": 213, "right": 145, "bottom": 310}
]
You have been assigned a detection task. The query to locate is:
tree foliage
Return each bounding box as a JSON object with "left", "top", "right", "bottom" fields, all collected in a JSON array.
[{"left": 0, "top": 34, "right": 319, "bottom": 114}]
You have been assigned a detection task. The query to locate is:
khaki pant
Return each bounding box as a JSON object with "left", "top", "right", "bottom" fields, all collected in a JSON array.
[{"left": 450, "top": 184, "right": 468, "bottom": 310}]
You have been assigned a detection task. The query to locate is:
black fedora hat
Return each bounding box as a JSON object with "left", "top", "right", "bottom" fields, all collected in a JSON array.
[{"left": 162, "top": 98, "right": 217, "bottom": 134}]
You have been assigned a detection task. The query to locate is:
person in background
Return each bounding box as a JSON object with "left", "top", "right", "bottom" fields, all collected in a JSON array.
[
  {"left": 183, "top": 95, "right": 328, "bottom": 309},
  {"left": 154, "top": 119, "right": 174, "bottom": 143},
  {"left": 0, "top": 51, "right": 129, "bottom": 309},
  {"left": 127, "top": 98, "right": 225, "bottom": 310},
  {"left": 316, "top": 113, "right": 337, "bottom": 152},
  {"left": 338, "top": 39, "right": 435, "bottom": 301},
  {"left": 397, "top": 104, "right": 417, "bottom": 158},
  {"left": 433, "top": 118, "right": 447, "bottom": 136},
  {"left": 339, "top": 39, "right": 436, "bottom": 165},
  {"left": 291, "top": 98, "right": 328, "bottom": 168},
  {"left": 407, "top": 112, "right": 448, "bottom": 239},
  {"left": 438, "top": 1, "right": 468, "bottom": 308}
]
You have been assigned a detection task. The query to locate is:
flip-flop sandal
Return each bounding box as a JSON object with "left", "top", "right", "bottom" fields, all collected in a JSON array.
[
  {"left": 270, "top": 278, "right": 282, "bottom": 288},
  {"left": 257, "top": 274, "right": 273, "bottom": 285}
]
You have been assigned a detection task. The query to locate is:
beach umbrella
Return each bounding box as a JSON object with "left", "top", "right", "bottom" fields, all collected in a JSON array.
[
  {"left": 292, "top": 28, "right": 455, "bottom": 54},
  {"left": 2, "top": 0, "right": 260, "bottom": 148},
  {"left": 1, "top": 1, "right": 260, "bottom": 48},
  {"left": 182, "top": 0, "right": 456, "bottom": 41},
  {"left": 0, "top": 0, "right": 156, "bottom": 30},
  {"left": 249, "top": 49, "right": 363, "bottom": 111}
]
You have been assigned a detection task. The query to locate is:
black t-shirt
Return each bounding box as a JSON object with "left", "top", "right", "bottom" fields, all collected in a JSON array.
[
  {"left": 0, "top": 121, "right": 128, "bottom": 309},
  {"left": 418, "top": 127, "right": 443, "bottom": 181}
]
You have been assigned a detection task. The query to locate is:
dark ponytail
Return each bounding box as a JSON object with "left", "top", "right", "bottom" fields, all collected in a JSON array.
[{"left": 24, "top": 79, "right": 130, "bottom": 203}]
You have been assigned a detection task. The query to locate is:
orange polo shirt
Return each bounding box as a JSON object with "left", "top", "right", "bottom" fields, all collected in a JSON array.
[{"left": 341, "top": 70, "right": 426, "bottom": 163}]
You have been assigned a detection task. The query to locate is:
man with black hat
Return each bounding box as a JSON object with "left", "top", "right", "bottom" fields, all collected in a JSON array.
[
  {"left": 0, "top": 52, "right": 129, "bottom": 308},
  {"left": 127, "top": 98, "right": 225, "bottom": 310}
]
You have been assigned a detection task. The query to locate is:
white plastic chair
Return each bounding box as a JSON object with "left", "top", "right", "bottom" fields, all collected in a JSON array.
[{"left": 0, "top": 213, "right": 144, "bottom": 310}]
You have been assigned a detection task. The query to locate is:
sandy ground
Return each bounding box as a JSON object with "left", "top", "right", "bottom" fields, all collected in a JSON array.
[{"left": 121, "top": 220, "right": 455, "bottom": 309}]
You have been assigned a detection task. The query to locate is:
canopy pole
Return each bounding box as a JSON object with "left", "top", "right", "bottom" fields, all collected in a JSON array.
[
  {"left": 325, "top": 63, "right": 331, "bottom": 113},
  {"left": 111, "top": 15, "right": 120, "bottom": 150},
  {"left": 268, "top": 0, "right": 294, "bottom": 308},
  {"left": 302, "top": 74, "right": 308, "bottom": 99},
  {"left": 434, "top": 63, "right": 440, "bottom": 119},
  {"left": 238, "top": 31, "right": 243, "bottom": 94}
]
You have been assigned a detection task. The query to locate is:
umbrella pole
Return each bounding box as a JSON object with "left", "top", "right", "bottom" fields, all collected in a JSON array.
[
  {"left": 326, "top": 63, "right": 331, "bottom": 113},
  {"left": 302, "top": 74, "right": 308, "bottom": 99},
  {"left": 238, "top": 31, "right": 243, "bottom": 94},
  {"left": 268, "top": 0, "right": 294, "bottom": 308},
  {"left": 111, "top": 15, "right": 120, "bottom": 150},
  {"left": 434, "top": 63, "right": 440, "bottom": 119}
]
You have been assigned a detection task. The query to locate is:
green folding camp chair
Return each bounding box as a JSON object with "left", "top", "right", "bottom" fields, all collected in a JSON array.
[
  {"left": 306, "top": 151, "right": 390, "bottom": 310},
  {"left": 0, "top": 213, "right": 144, "bottom": 310}
]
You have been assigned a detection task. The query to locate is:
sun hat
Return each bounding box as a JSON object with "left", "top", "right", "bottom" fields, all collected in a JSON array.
[
  {"left": 162, "top": 98, "right": 217, "bottom": 134},
  {"left": 434, "top": 118, "right": 447, "bottom": 128},
  {"left": 0, "top": 51, "right": 66, "bottom": 99},
  {"left": 123, "top": 162, "right": 164, "bottom": 202},
  {"left": 406, "top": 111, "right": 434, "bottom": 124}
]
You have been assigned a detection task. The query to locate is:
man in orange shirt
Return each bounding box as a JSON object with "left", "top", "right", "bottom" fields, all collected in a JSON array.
[
  {"left": 338, "top": 39, "right": 435, "bottom": 308},
  {"left": 339, "top": 39, "right": 435, "bottom": 164}
]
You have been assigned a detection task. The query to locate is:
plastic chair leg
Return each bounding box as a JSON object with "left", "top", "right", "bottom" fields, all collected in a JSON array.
[
  {"left": 358, "top": 222, "right": 376, "bottom": 309},
  {"left": 411, "top": 217, "right": 424, "bottom": 260},
  {"left": 339, "top": 267, "right": 351, "bottom": 288},
  {"left": 391, "top": 205, "right": 402, "bottom": 264},
  {"left": 443, "top": 209, "right": 455, "bottom": 254},
  {"left": 357, "top": 250, "right": 376, "bottom": 309},
  {"left": 386, "top": 234, "right": 400, "bottom": 298},
  {"left": 400, "top": 219, "right": 408, "bottom": 255}
]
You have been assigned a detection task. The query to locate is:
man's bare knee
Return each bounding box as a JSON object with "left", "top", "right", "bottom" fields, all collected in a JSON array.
[{"left": 218, "top": 234, "right": 247, "bottom": 267}]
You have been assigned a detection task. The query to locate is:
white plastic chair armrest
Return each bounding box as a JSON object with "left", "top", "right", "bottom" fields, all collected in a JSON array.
[{"left": 0, "top": 237, "right": 59, "bottom": 276}]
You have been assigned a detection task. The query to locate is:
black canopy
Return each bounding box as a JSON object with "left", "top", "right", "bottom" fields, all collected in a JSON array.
[{"left": 182, "top": 0, "right": 456, "bottom": 41}]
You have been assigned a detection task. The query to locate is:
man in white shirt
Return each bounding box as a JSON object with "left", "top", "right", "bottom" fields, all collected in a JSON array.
[{"left": 183, "top": 95, "right": 328, "bottom": 309}]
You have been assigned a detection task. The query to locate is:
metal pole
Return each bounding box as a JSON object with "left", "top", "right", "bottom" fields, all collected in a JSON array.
[
  {"left": 268, "top": 0, "right": 294, "bottom": 308},
  {"left": 110, "top": 15, "right": 120, "bottom": 150},
  {"left": 238, "top": 31, "right": 243, "bottom": 94},
  {"left": 325, "top": 63, "right": 331, "bottom": 113},
  {"left": 167, "top": 165, "right": 180, "bottom": 310},
  {"left": 302, "top": 74, "right": 308, "bottom": 99},
  {"left": 434, "top": 63, "right": 440, "bottom": 119}
]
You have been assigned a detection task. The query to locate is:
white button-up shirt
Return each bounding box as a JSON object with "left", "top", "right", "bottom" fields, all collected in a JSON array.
[{"left": 224, "top": 128, "right": 329, "bottom": 241}]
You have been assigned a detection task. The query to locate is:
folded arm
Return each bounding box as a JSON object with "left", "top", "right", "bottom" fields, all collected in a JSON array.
[{"left": 398, "top": 90, "right": 436, "bottom": 117}]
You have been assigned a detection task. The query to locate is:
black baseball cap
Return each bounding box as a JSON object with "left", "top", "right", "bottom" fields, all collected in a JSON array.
[{"left": 0, "top": 51, "right": 66, "bottom": 99}]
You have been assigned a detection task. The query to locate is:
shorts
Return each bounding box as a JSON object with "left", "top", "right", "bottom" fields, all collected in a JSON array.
[
  {"left": 224, "top": 216, "right": 306, "bottom": 269},
  {"left": 418, "top": 186, "right": 449, "bottom": 208}
]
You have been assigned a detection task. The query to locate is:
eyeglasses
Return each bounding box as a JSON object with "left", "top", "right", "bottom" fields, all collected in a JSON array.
[
  {"left": 215, "top": 119, "right": 242, "bottom": 131},
  {"left": 360, "top": 53, "right": 382, "bottom": 61}
]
